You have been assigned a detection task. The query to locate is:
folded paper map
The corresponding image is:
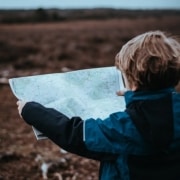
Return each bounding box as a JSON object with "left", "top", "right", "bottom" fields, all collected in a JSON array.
[{"left": 9, "top": 66, "right": 125, "bottom": 139}]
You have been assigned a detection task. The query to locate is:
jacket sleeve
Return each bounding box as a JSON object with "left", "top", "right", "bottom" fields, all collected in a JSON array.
[{"left": 21, "top": 102, "right": 117, "bottom": 161}]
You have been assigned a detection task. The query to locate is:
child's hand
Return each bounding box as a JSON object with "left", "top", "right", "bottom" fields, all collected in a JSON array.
[
  {"left": 116, "top": 89, "right": 127, "bottom": 96},
  {"left": 16, "top": 100, "right": 27, "bottom": 118}
]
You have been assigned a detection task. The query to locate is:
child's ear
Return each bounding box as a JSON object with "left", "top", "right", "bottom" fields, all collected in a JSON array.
[
  {"left": 175, "top": 81, "right": 180, "bottom": 92},
  {"left": 131, "top": 85, "right": 138, "bottom": 91}
]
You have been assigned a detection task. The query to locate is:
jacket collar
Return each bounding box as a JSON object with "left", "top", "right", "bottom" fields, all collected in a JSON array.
[{"left": 124, "top": 88, "right": 175, "bottom": 106}]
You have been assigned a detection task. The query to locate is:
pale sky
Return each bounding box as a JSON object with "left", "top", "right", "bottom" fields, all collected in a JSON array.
[{"left": 0, "top": 0, "right": 179, "bottom": 9}]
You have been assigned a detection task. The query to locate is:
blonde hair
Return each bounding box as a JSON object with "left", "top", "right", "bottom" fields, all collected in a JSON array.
[{"left": 115, "top": 31, "right": 180, "bottom": 90}]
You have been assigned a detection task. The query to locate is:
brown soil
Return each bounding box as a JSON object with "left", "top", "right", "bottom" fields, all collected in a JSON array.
[{"left": 0, "top": 13, "right": 180, "bottom": 180}]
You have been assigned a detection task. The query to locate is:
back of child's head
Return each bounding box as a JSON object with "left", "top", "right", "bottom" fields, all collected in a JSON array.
[{"left": 115, "top": 31, "right": 180, "bottom": 90}]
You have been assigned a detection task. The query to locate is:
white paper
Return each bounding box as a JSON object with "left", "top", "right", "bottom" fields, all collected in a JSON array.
[{"left": 9, "top": 66, "right": 125, "bottom": 140}]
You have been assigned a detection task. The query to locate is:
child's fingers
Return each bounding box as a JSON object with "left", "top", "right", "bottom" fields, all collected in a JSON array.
[
  {"left": 116, "top": 89, "right": 126, "bottom": 96},
  {"left": 16, "top": 100, "right": 27, "bottom": 117},
  {"left": 16, "top": 100, "right": 21, "bottom": 106}
]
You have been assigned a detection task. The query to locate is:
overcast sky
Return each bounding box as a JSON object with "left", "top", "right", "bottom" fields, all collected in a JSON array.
[{"left": 0, "top": 0, "right": 179, "bottom": 9}]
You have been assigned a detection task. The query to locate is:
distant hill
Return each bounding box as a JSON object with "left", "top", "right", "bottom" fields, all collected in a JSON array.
[{"left": 0, "top": 8, "right": 179, "bottom": 23}]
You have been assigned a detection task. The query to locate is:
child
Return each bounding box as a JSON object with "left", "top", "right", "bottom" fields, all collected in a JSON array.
[{"left": 17, "top": 31, "right": 180, "bottom": 180}]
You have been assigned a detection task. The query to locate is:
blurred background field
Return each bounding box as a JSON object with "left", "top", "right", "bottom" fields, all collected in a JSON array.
[
  {"left": 0, "top": 9, "right": 179, "bottom": 76},
  {"left": 0, "top": 7, "right": 180, "bottom": 180}
]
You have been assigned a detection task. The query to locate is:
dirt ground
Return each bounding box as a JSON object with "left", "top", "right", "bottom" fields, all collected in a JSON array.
[{"left": 0, "top": 13, "right": 180, "bottom": 179}]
